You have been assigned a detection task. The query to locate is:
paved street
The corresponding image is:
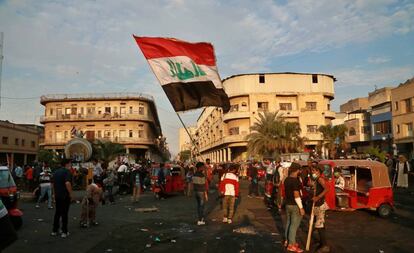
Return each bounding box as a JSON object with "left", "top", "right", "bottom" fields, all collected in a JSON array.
[{"left": 5, "top": 180, "right": 414, "bottom": 253}]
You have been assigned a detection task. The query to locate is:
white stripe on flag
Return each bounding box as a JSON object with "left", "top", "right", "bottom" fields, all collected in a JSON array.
[{"left": 147, "top": 56, "right": 223, "bottom": 88}]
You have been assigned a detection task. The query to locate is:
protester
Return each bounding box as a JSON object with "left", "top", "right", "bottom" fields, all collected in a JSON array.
[
  {"left": 284, "top": 162, "right": 305, "bottom": 253},
  {"left": 51, "top": 159, "right": 73, "bottom": 238},
  {"left": 385, "top": 153, "right": 395, "bottom": 182},
  {"left": 334, "top": 168, "right": 345, "bottom": 193},
  {"left": 0, "top": 199, "right": 17, "bottom": 251},
  {"left": 311, "top": 165, "right": 330, "bottom": 253},
  {"left": 131, "top": 166, "right": 141, "bottom": 202},
  {"left": 103, "top": 168, "right": 116, "bottom": 204},
  {"left": 24, "top": 165, "right": 34, "bottom": 191},
  {"left": 395, "top": 155, "right": 411, "bottom": 188},
  {"left": 185, "top": 166, "right": 194, "bottom": 197},
  {"left": 248, "top": 162, "right": 259, "bottom": 197},
  {"left": 205, "top": 159, "right": 213, "bottom": 187},
  {"left": 219, "top": 164, "right": 240, "bottom": 224},
  {"left": 13, "top": 165, "right": 23, "bottom": 188},
  {"left": 80, "top": 182, "right": 102, "bottom": 228},
  {"left": 193, "top": 162, "right": 209, "bottom": 225},
  {"left": 36, "top": 168, "right": 53, "bottom": 209}
]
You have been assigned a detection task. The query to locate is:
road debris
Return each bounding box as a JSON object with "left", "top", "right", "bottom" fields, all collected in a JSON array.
[
  {"left": 145, "top": 244, "right": 151, "bottom": 248},
  {"left": 140, "top": 228, "right": 149, "bottom": 232},
  {"left": 233, "top": 226, "right": 258, "bottom": 235},
  {"left": 135, "top": 207, "right": 159, "bottom": 213}
]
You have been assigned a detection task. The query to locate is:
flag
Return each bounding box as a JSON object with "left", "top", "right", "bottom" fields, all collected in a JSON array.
[{"left": 133, "top": 36, "right": 230, "bottom": 113}]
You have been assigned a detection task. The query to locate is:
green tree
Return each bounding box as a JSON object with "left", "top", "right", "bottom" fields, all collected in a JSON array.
[
  {"left": 246, "top": 111, "right": 304, "bottom": 158},
  {"left": 366, "top": 147, "right": 386, "bottom": 162},
  {"left": 318, "top": 124, "right": 348, "bottom": 158},
  {"left": 37, "top": 149, "right": 61, "bottom": 169},
  {"left": 92, "top": 140, "right": 126, "bottom": 168}
]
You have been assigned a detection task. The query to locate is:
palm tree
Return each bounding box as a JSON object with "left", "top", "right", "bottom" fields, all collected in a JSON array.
[
  {"left": 318, "top": 124, "right": 348, "bottom": 158},
  {"left": 93, "top": 140, "right": 126, "bottom": 168},
  {"left": 246, "top": 111, "right": 304, "bottom": 158}
]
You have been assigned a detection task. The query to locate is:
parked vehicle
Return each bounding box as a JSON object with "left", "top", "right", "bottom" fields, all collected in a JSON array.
[
  {"left": 314, "top": 160, "right": 394, "bottom": 218},
  {"left": 151, "top": 165, "right": 185, "bottom": 199},
  {"left": 0, "top": 166, "right": 23, "bottom": 229}
]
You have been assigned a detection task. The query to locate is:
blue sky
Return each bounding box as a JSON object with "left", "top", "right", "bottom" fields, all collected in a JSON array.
[{"left": 0, "top": 0, "right": 413, "bottom": 155}]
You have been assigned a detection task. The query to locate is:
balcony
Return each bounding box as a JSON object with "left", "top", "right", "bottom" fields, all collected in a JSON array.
[
  {"left": 279, "top": 110, "right": 299, "bottom": 118},
  {"left": 40, "top": 113, "right": 153, "bottom": 123},
  {"left": 322, "top": 111, "right": 336, "bottom": 119},
  {"left": 41, "top": 136, "right": 155, "bottom": 147},
  {"left": 222, "top": 111, "right": 250, "bottom": 122}
]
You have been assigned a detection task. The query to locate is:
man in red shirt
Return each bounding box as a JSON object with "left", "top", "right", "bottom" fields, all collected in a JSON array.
[
  {"left": 25, "top": 166, "right": 34, "bottom": 191},
  {"left": 219, "top": 164, "right": 240, "bottom": 224}
]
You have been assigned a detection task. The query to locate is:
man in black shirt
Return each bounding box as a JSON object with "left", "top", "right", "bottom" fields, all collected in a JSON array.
[
  {"left": 248, "top": 162, "right": 259, "bottom": 197},
  {"left": 284, "top": 162, "right": 305, "bottom": 253},
  {"left": 51, "top": 159, "right": 73, "bottom": 238},
  {"left": 192, "top": 162, "right": 208, "bottom": 225}
]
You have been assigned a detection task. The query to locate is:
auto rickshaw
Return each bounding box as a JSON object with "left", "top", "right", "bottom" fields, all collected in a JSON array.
[
  {"left": 316, "top": 160, "right": 394, "bottom": 218},
  {"left": 151, "top": 164, "right": 185, "bottom": 199},
  {"left": 0, "top": 166, "right": 23, "bottom": 229}
]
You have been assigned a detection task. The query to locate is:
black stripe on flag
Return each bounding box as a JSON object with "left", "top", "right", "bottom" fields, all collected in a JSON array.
[{"left": 162, "top": 81, "right": 230, "bottom": 113}]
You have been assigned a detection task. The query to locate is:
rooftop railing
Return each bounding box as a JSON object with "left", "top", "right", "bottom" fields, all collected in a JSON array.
[{"left": 40, "top": 92, "right": 154, "bottom": 102}]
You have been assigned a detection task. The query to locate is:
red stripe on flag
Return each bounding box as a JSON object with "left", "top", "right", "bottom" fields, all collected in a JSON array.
[{"left": 133, "top": 36, "right": 216, "bottom": 66}]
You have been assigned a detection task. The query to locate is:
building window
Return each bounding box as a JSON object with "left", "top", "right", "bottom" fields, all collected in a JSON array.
[
  {"left": 395, "top": 101, "right": 399, "bottom": 111},
  {"left": 71, "top": 107, "right": 77, "bottom": 115},
  {"left": 327, "top": 103, "right": 330, "bottom": 111},
  {"left": 21, "top": 139, "right": 25, "bottom": 146},
  {"left": 2, "top": 136, "right": 8, "bottom": 144},
  {"left": 129, "top": 106, "right": 133, "bottom": 114},
  {"left": 312, "top": 74, "right": 318, "bottom": 83},
  {"left": 31, "top": 141, "right": 35, "bottom": 148},
  {"left": 97, "top": 130, "right": 102, "bottom": 138},
  {"left": 87, "top": 107, "right": 95, "bottom": 114},
  {"left": 407, "top": 123, "right": 413, "bottom": 137},
  {"left": 229, "top": 127, "right": 239, "bottom": 135},
  {"left": 230, "top": 104, "right": 239, "bottom": 112},
  {"left": 138, "top": 130, "right": 144, "bottom": 138},
  {"left": 361, "top": 126, "right": 370, "bottom": 134},
  {"left": 257, "top": 102, "right": 268, "bottom": 111},
  {"left": 50, "top": 108, "right": 54, "bottom": 116},
  {"left": 259, "top": 74, "right": 265, "bottom": 83},
  {"left": 396, "top": 125, "right": 400, "bottom": 134},
  {"left": 104, "top": 130, "right": 111, "bottom": 138},
  {"left": 306, "top": 125, "right": 318, "bottom": 133},
  {"left": 105, "top": 107, "right": 111, "bottom": 113},
  {"left": 129, "top": 130, "right": 133, "bottom": 138},
  {"left": 374, "top": 121, "right": 391, "bottom": 135},
  {"left": 139, "top": 106, "right": 145, "bottom": 115},
  {"left": 349, "top": 127, "right": 356, "bottom": 136},
  {"left": 279, "top": 103, "right": 292, "bottom": 111},
  {"left": 65, "top": 108, "right": 71, "bottom": 115},
  {"left": 64, "top": 131, "right": 68, "bottom": 139},
  {"left": 405, "top": 98, "right": 412, "bottom": 113},
  {"left": 241, "top": 102, "right": 247, "bottom": 107},
  {"left": 15, "top": 138, "right": 19, "bottom": 145},
  {"left": 306, "top": 102, "right": 317, "bottom": 111}
]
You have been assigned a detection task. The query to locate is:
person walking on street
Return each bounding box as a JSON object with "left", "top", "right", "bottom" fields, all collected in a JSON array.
[
  {"left": 131, "top": 166, "right": 141, "bottom": 202},
  {"left": 193, "top": 162, "right": 209, "bottom": 226},
  {"left": 248, "top": 162, "right": 259, "bottom": 197},
  {"left": 284, "top": 162, "right": 305, "bottom": 253},
  {"left": 103, "top": 168, "right": 116, "bottom": 204},
  {"left": 36, "top": 168, "right": 53, "bottom": 209},
  {"left": 395, "top": 155, "right": 411, "bottom": 188},
  {"left": 80, "top": 182, "right": 102, "bottom": 227},
  {"left": 311, "top": 165, "right": 330, "bottom": 253},
  {"left": 13, "top": 165, "right": 23, "bottom": 188},
  {"left": 51, "top": 159, "right": 73, "bottom": 238},
  {"left": 219, "top": 164, "right": 239, "bottom": 224}
]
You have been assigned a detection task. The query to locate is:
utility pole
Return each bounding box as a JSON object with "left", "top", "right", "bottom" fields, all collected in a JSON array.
[{"left": 0, "top": 32, "right": 3, "bottom": 109}]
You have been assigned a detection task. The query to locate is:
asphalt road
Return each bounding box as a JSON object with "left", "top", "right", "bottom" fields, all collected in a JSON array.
[{"left": 4, "top": 180, "right": 414, "bottom": 253}]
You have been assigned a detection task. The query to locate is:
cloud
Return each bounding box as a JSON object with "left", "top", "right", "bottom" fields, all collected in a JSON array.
[
  {"left": 0, "top": 0, "right": 413, "bottom": 155},
  {"left": 367, "top": 56, "right": 391, "bottom": 64}
]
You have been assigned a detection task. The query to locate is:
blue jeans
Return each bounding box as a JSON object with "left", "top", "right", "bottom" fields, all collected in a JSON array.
[
  {"left": 37, "top": 184, "right": 52, "bottom": 208},
  {"left": 285, "top": 205, "right": 302, "bottom": 245},
  {"left": 195, "top": 191, "right": 205, "bottom": 221}
]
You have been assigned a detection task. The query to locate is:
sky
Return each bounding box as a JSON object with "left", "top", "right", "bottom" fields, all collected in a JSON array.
[{"left": 0, "top": 0, "right": 413, "bottom": 156}]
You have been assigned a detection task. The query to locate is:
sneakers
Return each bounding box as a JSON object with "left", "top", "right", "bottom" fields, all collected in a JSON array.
[
  {"left": 91, "top": 221, "right": 99, "bottom": 226},
  {"left": 48, "top": 206, "right": 53, "bottom": 209},
  {"left": 222, "top": 217, "right": 228, "bottom": 223},
  {"left": 50, "top": 232, "right": 58, "bottom": 236},
  {"left": 227, "top": 219, "right": 232, "bottom": 224},
  {"left": 35, "top": 204, "right": 40, "bottom": 208},
  {"left": 287, "top": 244, "right": 304, "bottom": 253},
  {"left": 61, "top": 232, "right": 70, "bottom": 238},
  {"left": 197, "top": 220, "right": 206, "bottom": 226}
]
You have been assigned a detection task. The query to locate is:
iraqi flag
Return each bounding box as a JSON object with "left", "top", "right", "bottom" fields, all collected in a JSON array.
[{"left": 133, "top": 36, "right": 230, "bottom": 113}]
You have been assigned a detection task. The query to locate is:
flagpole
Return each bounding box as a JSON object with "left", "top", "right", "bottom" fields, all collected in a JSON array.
[{"left": 175, "top": 112, "right": 205, "bottom": 161}]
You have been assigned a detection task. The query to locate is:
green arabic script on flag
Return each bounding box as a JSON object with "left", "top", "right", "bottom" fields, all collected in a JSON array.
[{"left": 167, "top": 59, "right": 206, "bottom": 81}]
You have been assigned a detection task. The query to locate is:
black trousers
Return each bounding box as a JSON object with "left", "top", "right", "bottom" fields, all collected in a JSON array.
[
  {"left": 53, "top": 197, "right": 71, "bottom": 233},
  {"left": 0, "top": 214, "right": 18, "bottom": 252}
]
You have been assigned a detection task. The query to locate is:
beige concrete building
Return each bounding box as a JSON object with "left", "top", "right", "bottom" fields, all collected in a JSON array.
[
  {"left": 194, "top": 72, "right": 336, "bottom": 162},
  {"left": 40, "top": 93, "right": 162, "bottom": 160},
  {"left": 178, "top": 126, "right": 196, "bottom": 152},
  {"left": 0, "top": 120, "right": 43, "bottom": 166},
  {"left": 391, "top": 78, "right": 414, "bottom": 158},
  {"left": 340, "top": 97, "right": 371, "bottom": 152}
]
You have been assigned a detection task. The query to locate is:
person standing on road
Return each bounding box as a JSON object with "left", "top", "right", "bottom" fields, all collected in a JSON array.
[
  {"left": 395, "top": 155, "right": 411, "bottom": 188},
  {"left": 13, "top": 165, "right": 23, "bottom": 188},
  {"left": 385, "top": 153, "right": 395, "bottom": 183},
  {"left": 311, "top": 165, "right": 330, "bottom": 253},
  {"left": 185, "top": 166, "right": 194, "bottom": 197},
  {"left": 103, "top": 168, "right": 116, "bottom": 204},
  {"left": 36, "top": 168, "right": 53, "bottom": 209},
  {"left": 193, "top": 162, "right": 209, "bottom": 226},
  {"left": 131, "top": 165, "right": 141, "bottom": 202},
  {"left": 247, "top": 161, "right": 259, "bottom": 197},
  {"left": 24, "top": 165, "right": 34, "bottom": 191},
  {"left": 219, "top": 164, "right": 240, "bottom": 224},
  {"left": 284, "top": 162, "right": 305, "bottom": 253},
  {"left": 51, "top": 159, "right": 73, "bottom": 238},
  {"left": 0, "top": 199, "right": 17, "bottom": 252},
  {"left": 80, "top": 182, "right": 102, "bottom": 227}
]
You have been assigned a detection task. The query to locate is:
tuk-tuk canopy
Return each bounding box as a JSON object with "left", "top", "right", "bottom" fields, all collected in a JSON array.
[{"left": 319, "top": 160, "right": 391, "bottom": 188}]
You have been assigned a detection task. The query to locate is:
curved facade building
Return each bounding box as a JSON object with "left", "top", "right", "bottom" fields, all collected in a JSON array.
[
  {"left": 195, "top": 72, "right": 335, "bottom": 162},
  {"left": 40, "top": 93, "right": 162, "bottom": 160}
]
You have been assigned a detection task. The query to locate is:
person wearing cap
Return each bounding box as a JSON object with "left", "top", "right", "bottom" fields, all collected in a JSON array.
[
  {"left": 51, "top": 159, "right": 73, "bottom": 238},
  {"left": 193, "top": 162, "right": 209, "bottom": 225}
]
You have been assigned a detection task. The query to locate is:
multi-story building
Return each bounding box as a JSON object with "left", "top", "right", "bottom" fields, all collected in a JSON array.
[
  {"left": 391, "top": 78, "right": 414, "bottom": 159},
  {"left": 40, "top": 93, "right": 162, "bottom": 160},
  {"left": 340, "top": 97, "right": 371, "bottom": 152},
  {"left": 178, "top": 126, "right": 196, "bottom": 152},
  {"left": 0, "top": 120, "right": 43, "bottom": 166},
  {"left": 194, "top": 72, "right": 336, "bottom": 162},
  {"left": 368, "top": 87, "right": 393, "bottom": 152}
]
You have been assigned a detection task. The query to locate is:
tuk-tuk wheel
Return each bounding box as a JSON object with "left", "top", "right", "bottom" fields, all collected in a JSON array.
[
  {"left": 11, "top": 216, "right": 23, "bottom": 230},
  {"left": 378, "top": 204, "right": 392, "bottom": 218}
]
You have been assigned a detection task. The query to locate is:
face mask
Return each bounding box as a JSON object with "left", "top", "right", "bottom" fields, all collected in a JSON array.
[{"left": 311, "top": 173, "right": 318, "bottom": 179}]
